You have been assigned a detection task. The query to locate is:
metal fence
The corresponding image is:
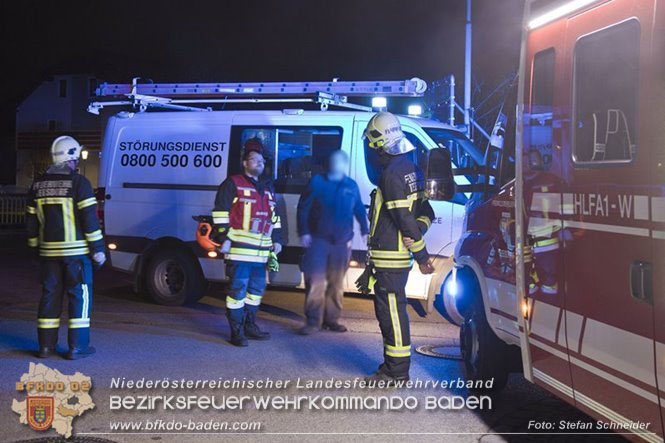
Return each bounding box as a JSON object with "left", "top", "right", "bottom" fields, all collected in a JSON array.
[{"left": 0, "top": 194, "right": 27, "bottom": 228}]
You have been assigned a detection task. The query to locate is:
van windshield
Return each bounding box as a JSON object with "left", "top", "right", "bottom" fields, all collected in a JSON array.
[{"left": 423, "top": 128, "right": 483, "bottom": 168}]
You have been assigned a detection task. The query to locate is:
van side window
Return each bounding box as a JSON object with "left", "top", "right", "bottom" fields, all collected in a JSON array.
[
  {"left": 573, "top": 20, "right": 640, "bottom": 164},
  {"left": 528, "top": 48, "right": 555, "bottom": 171},
  {"left": 363, "top": 131, "right": 428, "bottom": 186},
  {"left": 229, "top": 126, "right": 343, "bottom": 193}
]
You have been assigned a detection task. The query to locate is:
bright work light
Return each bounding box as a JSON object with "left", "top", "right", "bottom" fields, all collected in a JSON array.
[
  {"left": 408, "top": 104, "right": 422, "bottom": 116},
  {"left": 528, "top": 0, "right": 597, "bottom": 29},
  {"left": 371, "top": 97, "right": 387, "bottom": 109},
  {"left": 81, "top": 150, "right": 89, "bottom": 160}
]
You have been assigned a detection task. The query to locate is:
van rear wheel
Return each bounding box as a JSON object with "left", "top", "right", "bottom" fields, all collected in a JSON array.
[
  {"left": 145, "top": 249, "right": 206, "bottom": 306},
  {"left": 460, "top": 303, "right": 509, "bottom": 391}
]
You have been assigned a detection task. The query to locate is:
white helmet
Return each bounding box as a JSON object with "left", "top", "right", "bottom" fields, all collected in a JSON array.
[
  {"left": 363, "top": 112, "right": 415, "bottom": 156},
  {"left": 50, "top": 136, "right": 83, "bottom": 164}
]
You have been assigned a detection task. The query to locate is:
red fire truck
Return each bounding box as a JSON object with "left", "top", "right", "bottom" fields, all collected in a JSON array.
[{"left": 438, "top": 0, "right": 665, "bottom": 440}]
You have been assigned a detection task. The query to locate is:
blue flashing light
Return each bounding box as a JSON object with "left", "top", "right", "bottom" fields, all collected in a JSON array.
[{"left": 446, "top": 276, "right": 459, "bottom": 297}]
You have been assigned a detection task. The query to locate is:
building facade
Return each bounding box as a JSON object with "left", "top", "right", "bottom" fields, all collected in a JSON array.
[{"left": 15, "top": 74, "right": 102, "bottom": 189}]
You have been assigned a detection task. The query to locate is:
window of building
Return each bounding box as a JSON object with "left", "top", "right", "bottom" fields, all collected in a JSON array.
[
  {"left": 58, "top": 79, "right": 67, "bottom": 98},
  {"left": 229, "top": 126, "right": 343, "bottom": 193},
  {"left": 573, "top": 20, "right": 640, "bottom": 164}
]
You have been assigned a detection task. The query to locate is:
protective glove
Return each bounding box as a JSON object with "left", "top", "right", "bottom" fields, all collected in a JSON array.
[
  {"left": 418, "top": 258, "right": 435, "bottom": 275},
  {"left": 92, "top": 252, "right": 106, "bottom": 269},
  {"left": 267, "top": 251, "right": 279, "bottom": 272},
  {"left": 355, "top": 264, "right": 376, "bottom": 295}
]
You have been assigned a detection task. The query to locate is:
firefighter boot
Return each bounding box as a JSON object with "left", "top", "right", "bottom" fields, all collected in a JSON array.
[
  {"left": 364, "top": 364, "right": 410, "bottom": 387},
  {"left": 38, "top": 346, "right": 55, "bottom": 359},
  {"left": 244, "top": 307, "right": 270, "bottom": 340},
  {"left": 66, "top": 346, "right": 96, "bottom": 360},
  {"left": 37, "top": 326, "right": 58, "bottom": 359},
  {"left": 227, "top": 309, "right": 248, "bottom": 347}
]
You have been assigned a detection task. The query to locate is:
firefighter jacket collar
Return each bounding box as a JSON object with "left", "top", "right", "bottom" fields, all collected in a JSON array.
[{"left": 46, "top": 163, "right": 75, "bottom": 175}]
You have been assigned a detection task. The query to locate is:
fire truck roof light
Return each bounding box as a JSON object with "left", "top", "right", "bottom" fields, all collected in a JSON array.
[{"left": 528, "top": 0, "right": 597, "bottom": 30}]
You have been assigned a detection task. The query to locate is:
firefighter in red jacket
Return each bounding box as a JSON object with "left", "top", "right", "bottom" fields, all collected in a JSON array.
[
  {"left": 211, "top": 139, "right": 282, "bottom": 346},
  {"left": 361, "top": 112, "right": 435, "bottom": 384}
]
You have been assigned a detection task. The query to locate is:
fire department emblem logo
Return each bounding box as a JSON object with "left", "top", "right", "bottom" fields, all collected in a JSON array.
[
  {"left": 12, "top": 363, "right": 95, "bottom": 438},
  {"left": 26, "top": 397, "right": 54, "bottom": 431}
]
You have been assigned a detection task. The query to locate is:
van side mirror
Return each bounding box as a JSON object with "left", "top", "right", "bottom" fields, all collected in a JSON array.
[{"left": 425, "top": 148, "right": 455, "bottom": 201}]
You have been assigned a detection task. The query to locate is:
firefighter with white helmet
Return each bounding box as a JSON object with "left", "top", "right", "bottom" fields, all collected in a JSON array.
[
  {"left": 25, "top": 135, "right": 106, "bottom": 359},
  {"left": 358, "top": 112, "right": 435, "bottom": 384}
]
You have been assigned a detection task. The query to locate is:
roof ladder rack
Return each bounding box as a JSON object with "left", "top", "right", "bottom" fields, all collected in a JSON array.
[{"left": 88, "top": 77, "right": 427, "bottom": 114}]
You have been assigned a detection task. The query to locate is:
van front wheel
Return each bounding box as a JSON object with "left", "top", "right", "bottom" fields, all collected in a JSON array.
[
  {"left": 460, "top": 303, "right": 509, "bottom": 391},
  {"left": 145, "top": 249, "right": 206, "bottom": 306}
]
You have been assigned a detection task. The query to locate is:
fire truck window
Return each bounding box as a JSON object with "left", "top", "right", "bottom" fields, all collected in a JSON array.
[
  {"left": 573, "top": 20, "right": 640, "bottom": 164},
  {"left": 529, "top": 48, "right": 555, "bottom": 171},
  {"left": 229, "top": 126, "right": 343, "bottom": 194},
  {"left": 532, "top": 49, "right": 554, "bottom": 109}
]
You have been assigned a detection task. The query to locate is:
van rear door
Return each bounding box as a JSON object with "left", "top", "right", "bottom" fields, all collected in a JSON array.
[{"left": 103, "top": 112, "right": 230, "bottom": 271}]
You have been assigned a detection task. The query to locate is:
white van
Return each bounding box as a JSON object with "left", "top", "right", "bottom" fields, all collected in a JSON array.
[{"left": 97, "top": 109, "right": 477, "bottom": 306}]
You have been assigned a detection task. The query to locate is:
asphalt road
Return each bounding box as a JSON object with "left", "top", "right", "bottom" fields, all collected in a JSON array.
[{"left": 0, "top": 239, "right": 625, "bottom": 443}]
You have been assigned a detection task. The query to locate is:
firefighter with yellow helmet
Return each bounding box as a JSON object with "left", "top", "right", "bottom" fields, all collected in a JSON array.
[
  {"left": 25, "top": 136, "right": 106, "bottom": 360},
  {"left": 359, "top": 112, "right": 435, "bottom": 384}
]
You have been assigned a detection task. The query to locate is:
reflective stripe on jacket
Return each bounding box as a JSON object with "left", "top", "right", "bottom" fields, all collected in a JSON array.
[
  {"left": 26, "top": 164, "right": 104, "bottom": 258},
  {"left": 368, "top": 154, "right": 435, "bottom": 271},
  {"left": 211, "top": 174, "right": 282, "bottom": 263}
]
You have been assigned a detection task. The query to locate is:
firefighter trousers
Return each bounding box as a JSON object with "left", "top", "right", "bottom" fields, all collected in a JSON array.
[
  {"left": 225, "top": 261, "right": 267, "bottom": 327},
  {"left": 38, "top": 256, "right": 93, "bottom": 349},
  {"left": 373, "top": 270, "right": 411, "bottom": 378}
]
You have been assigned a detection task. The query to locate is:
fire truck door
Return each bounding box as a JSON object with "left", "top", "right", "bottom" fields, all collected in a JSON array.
[
  {"left": 647, "top": 1, "right": 665, "bottom": 436},
  {"left": 561, "top": 3, "right": 660, "bottom": 435},
  {"left": 522, "top": 38, "right": 572, "bottom": 402}
]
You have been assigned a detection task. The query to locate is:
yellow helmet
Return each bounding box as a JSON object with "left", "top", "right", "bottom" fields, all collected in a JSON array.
[{"left": 363, "top": 112, "right": 415, "bottom": 155}]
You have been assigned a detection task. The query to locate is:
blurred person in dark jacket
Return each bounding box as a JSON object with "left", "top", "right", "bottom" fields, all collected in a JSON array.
[{"left": 297, "top": 150, "right": 369, "bottom": 335}]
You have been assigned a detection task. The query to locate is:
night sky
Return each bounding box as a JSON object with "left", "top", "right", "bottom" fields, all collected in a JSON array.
[{"left": 0, "top": 0, "right": 524, "bottom": 138}]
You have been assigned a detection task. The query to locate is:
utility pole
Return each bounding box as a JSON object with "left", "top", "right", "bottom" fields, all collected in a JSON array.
[{"left": 464, "top": 0, "right": 472, "bottom": 138}]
